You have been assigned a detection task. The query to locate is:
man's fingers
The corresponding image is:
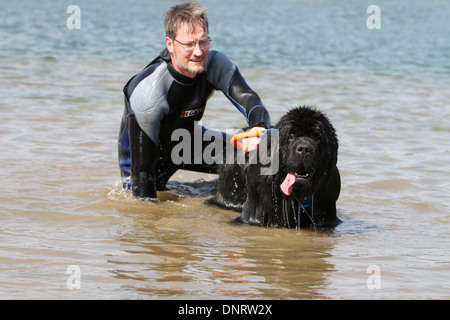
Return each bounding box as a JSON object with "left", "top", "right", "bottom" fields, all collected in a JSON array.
[{"left": 241, "top": 137, "right": 261, "bottom": 153}]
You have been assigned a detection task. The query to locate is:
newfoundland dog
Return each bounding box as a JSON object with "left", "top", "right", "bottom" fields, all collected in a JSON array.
[{"left": 206, "top": 106, "right": 341, "bottom": 229}]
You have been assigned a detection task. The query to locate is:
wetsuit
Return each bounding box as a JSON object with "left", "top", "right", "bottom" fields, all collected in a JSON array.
[{"left": 118, "top": 48, "right": 271, "bottom": 199}]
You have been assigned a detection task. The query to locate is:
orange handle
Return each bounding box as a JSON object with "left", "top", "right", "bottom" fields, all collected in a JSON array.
[{"left": 230, "top": 131, "right": 265, "bottom": 150}]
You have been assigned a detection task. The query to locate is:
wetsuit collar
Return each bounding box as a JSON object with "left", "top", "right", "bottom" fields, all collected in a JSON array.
[
  {"left": 167, "top": 63, "right": 197, "bottom": 85},
  {"left": 160, "top": 48, "right": 171, "bottom": 62}
]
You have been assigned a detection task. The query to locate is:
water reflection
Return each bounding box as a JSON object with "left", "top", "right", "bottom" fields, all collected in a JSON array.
[{"left": 107, "top": 176, "right": 339, "bottom": 299}]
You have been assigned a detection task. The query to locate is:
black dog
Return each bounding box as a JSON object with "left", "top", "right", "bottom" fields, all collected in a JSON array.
[{"left": 206, "top": 106, "right": 341, "bottom": 229}]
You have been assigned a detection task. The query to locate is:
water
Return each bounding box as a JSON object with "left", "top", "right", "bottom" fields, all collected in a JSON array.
[{"left": 1, "top": 0, "right": 449, "bottom": 299}]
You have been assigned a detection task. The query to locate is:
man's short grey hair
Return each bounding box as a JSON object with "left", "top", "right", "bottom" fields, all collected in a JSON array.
[{"left": 164, "top": 2, "right": 209, "bottom": 39}]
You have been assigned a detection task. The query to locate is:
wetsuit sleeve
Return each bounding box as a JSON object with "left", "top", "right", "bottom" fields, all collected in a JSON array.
[
  {"left": 206, "top": 51, "right": 271, "bottom": 128},
  {"left": 127, "top": 113, "right": 158, "bottom": 199},
  {"left": 124, "top": 62, "right": 172, "bottom": 199}
]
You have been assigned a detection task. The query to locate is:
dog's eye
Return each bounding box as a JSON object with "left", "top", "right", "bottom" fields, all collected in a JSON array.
[{"left": 288, "top": 133, "right": 295, "bottom": 141}]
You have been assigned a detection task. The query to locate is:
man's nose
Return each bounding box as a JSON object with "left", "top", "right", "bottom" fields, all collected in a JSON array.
[{"left": 193, "top": 42, "right": 203, "bottom": 56}]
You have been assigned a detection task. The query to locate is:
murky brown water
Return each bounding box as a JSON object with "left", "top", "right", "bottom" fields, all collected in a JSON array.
[{"left": 1, "top": 56, "right": 449, "bottom": 299}]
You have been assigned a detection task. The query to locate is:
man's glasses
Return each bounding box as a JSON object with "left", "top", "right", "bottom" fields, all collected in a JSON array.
[{"left": 174, "top": 37, "right": 211, "bottom": 52}]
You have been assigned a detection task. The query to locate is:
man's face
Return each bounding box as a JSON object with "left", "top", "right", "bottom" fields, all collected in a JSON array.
[{"left": 166, "top": 22, "right": 210, "bottom": 78}]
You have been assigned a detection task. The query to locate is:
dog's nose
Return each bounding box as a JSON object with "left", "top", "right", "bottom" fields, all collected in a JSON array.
[{"left": 296, "top": 142, "right": 313, "bottom": 154}]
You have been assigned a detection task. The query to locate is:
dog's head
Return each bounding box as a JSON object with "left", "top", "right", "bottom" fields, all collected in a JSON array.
[{"left": 276, "top": 107, "right": 338, "bottom": 199}]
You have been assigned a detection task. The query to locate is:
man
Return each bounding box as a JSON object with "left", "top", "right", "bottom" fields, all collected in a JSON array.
[{"left": 118, "top": 2, "right": 271, "bottom": 200}]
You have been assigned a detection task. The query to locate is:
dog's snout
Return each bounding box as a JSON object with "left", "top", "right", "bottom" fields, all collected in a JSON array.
[{"left": 296, "top": 142, "right": 313, "bottom": 154}]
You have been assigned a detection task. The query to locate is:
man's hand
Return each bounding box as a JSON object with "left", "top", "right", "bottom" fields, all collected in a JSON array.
[{"left": 241, "top": 126, "right": 266, "bottom": 153}]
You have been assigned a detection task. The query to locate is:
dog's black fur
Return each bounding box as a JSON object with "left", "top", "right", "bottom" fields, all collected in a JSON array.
[{"left": 206, "top": 106, "right": 341, "bottom": 228}]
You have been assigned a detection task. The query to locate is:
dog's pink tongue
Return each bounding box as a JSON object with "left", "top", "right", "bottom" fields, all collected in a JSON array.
[{"left": 281, "top": 172, "right": 296, "bottom": 196}]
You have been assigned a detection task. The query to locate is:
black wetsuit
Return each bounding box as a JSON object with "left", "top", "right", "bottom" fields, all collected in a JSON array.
[{"left": 118, "top": 48, "right": 271, "bottom": 198}]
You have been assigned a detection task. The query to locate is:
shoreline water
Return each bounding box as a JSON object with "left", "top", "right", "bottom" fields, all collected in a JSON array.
[{"left": 1, "top": 0, "right": 449, "bottom": 299}]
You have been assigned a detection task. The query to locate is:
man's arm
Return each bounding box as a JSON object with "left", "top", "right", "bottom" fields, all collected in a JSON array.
[
  {"left": 124, "top": 62, "right": 171, "bottom": 200},
  {"left": 227, "top": 67, "right": 271, "bottom": 129},
  {"left": 127, "top": 113, "right": 158, "bottom": 200},
  {"left": 206, "top": 50, "right": 271, "bottom": 129}
]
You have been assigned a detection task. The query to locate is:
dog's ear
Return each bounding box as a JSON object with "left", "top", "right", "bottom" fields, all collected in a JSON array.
[
  {"left": 325, "top": 122, "right": 339, "bottom": 168},
  {"left": 277, "top": 124, "right": 292, "bottom": 145},
  {"left": 255, "top": 129, "right": 283, "bottom": 178}
]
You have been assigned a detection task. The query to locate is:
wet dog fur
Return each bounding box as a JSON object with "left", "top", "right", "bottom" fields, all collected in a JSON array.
[{"left": 206, "top": 106, "right": 341, "bottom": 228}]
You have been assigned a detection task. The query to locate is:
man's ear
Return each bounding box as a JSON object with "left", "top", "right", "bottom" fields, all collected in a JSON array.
[{"left": 166, "top": 37, "right": 174, "bottom": 54}]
